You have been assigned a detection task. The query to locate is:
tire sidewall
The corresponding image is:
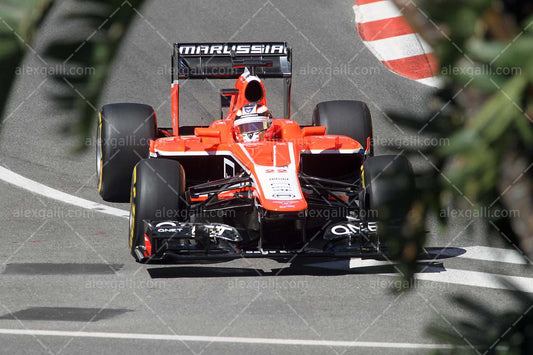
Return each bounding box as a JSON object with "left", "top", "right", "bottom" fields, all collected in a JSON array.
[
  {"left": 97, "top": 103, "right": 158, "bottom": 202},
  {"left": 129, "top": 158, "right": 185, "bottom": 258}
]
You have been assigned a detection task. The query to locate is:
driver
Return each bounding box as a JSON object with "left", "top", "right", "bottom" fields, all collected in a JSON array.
[{"left": 234, "top": 103, "right": 272, "bottom": 143}]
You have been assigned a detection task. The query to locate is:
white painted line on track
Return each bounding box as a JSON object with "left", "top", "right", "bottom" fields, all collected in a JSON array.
[
  {"left": 354, "top": 2, "right": 402, "bottom": 24},
  {"left": 349, "top": 259, "right": 392, "bottom": 268},
  {"left": 362, "top": 33, "right": 433, "bottom": 61},
  {"left": 311, "top": 246, "right": 528, "bottom": 271},
  {"left": 414, "top": 268, "right": 533, "bottom": 293},
  {"left": 345, "top": 246, "right": 532, "bottom": 292},
  {"left": 0, "top": 166, "right": 129, "bottom": 219},
  {"left": 0, "top": 328, "right": 460, "bottom": 349},
  {"left": 459, "top": 246, "right": 529, "bottom": 265},
  {"left": 415, "top": 77, "right": 442, "bottom": 87},
  {"left": 306, "top": 259, "right": 392, "bottom": 270}
]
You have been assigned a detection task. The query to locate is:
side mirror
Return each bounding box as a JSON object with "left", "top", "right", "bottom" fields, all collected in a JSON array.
[
  {"left": 220, "top": 88, "right": 239, "bottom": 119},
  {"left": 302, "top": 126, "right": 326, "bottom": 137},
  {"left": 195, "top": 128, "right": 221, "bottom": 138}
]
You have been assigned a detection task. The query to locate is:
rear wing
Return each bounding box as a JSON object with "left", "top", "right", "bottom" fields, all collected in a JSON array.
[
  {"left": 170, "top": 42, "right": 293, "bottom": 128},
  {"left": 172, "top": 42, "right": 292, "bottom": 80}
]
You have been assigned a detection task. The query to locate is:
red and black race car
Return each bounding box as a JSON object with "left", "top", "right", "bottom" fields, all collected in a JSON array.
[{"left": 96, "top": 42, "right": 415, "bottom": 263}]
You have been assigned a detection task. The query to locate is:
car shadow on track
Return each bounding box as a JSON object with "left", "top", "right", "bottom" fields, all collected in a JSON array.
[
  {"left": 147, "top": 262, "right": 446, "bottom": 278},
  {"left": 421, "top": 247, "right": 467, "bottom": 259},
  {"left": 145, "top": 249, "right": 469, "bottom": 278}
]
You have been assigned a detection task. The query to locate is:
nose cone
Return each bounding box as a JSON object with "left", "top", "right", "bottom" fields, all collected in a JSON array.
[{"left": 238, "top": 142, "right": 307, "bottom": 212}]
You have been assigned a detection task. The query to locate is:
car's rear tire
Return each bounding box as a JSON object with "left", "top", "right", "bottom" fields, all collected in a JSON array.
[
  {"left": 129, "top": 158, "right": 186, "bottom": 262},
  {"left": 312, "top": 100, "right": 374, "bottom": 156},
  {"left": 97, "top": 103, "right": 158, "bottom": 202},
  {"left": 360, "top": 155, "right": 415, "bottom": 240}
]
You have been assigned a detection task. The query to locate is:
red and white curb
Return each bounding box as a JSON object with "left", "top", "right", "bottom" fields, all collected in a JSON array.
[{"left": 353, "top": 0, "right": 440, "bottom": 87}]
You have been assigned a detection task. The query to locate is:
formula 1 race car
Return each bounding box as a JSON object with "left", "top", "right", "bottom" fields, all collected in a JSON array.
[{"left": 96, "top": 42, "right": 415, "bottom": 263}]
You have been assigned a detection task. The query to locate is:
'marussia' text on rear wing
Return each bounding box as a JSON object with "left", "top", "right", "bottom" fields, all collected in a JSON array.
[{"left": 172, "top": 42, "right": 292, "bottom": 80}]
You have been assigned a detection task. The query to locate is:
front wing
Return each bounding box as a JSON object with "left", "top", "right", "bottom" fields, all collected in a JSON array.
[{"left": 135, "top": 219, "right": 381, "bottom": 262}]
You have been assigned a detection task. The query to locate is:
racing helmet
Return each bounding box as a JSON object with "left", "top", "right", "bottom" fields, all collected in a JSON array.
[{"left": 234, "top": 103, "right": 272, "bottom": 143}]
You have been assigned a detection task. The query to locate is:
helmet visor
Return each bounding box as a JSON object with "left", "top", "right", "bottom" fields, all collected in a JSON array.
[{"left": 234, "top": 116, "right": 270, "bottom": 134}]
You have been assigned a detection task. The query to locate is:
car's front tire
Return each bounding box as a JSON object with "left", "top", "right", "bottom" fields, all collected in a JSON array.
[
  {"left": 360, "top": 154, "right": 415, "bottom": 248},
  {"left": 129, "top": 158, "right": 186, "bottom": 262}
]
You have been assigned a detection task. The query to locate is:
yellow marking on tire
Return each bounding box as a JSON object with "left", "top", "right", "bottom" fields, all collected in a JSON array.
[
  {"left": 361, "top": 165, "right": 365, "bottom": 188},
  {"left": 129, "top": 201, "right": 135, "bottom": 250},
  {"left": 129, "top": 166, "right": 137, "bottom": 251},
  {"left": 97, "top": 112, "right": 103, "bottom": 193}
]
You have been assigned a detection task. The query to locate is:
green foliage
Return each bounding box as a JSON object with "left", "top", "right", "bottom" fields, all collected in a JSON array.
[
  {"left": 1, "top": 0, "right": 532, "bottom": 351},
  {"left": 427, "top": 284, "right": 533, "bottom": 354},
  {"left": 411, "top": 0, "right": 533, "bottom": 240},
  {"left": 0, "top": 0, "right": 146, "bottom": 149},
  {"left": 43, "top": 0, "right": 147, "bottom": 150},
  {"left": 388, "top": 0, "right": 533, "bottom": 275},
  {"left": 442, "top": 75, "right": 530, "bottom": 201},
  {"left": 0, "top": 0, "right": 52, "bottom": 120},
  {"left": 390, "top": 0, "right": 533, "bottom": 352}
]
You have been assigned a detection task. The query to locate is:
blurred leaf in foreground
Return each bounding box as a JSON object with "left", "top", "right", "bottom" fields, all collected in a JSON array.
[
  {"left": 427, "top": 281, "right": 533, "bottom": 354},
  {"left": 0, "top": 0, "right": 53, "bottom": 121},
  {"left": 42, "top": 0, "right": 147, "bottom": 150},
  {"left": 390, "top": 0, "right": 533, "bottom": 278},
  {"left": 391, "top": 0, "right": 533, "bottom": 352}
]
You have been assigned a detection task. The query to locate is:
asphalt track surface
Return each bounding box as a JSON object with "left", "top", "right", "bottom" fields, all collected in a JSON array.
[{"left": 0, "top": 1, "right": 531, "bottom": 354}]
